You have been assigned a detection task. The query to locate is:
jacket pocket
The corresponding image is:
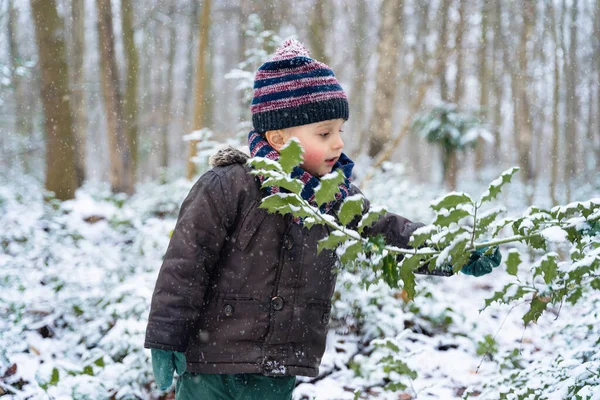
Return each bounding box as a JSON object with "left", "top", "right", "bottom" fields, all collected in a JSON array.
[
  {"left": 288, "top": 301, "right": 331, "bottom": 353},
  {"left": 234, "top": 202, "right": 268, "bottom": 251},
  {"left": 198, "top": 294, "right": 268, "bottom": 344}
]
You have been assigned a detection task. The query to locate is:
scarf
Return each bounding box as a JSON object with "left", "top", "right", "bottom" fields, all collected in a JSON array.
[{"left": 248, "top": 131, "right": 354, "bottom": 223}]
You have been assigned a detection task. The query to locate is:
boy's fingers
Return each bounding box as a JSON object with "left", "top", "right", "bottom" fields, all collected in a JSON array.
[{"left": 151, "top": 349, "right": 175, "bottom": 390}]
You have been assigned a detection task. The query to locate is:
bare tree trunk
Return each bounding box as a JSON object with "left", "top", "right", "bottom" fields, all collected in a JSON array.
[
  {"left": 594, "top": 0, "right": 600, "bottom": 169},
  {"left": 350, "top": 0, "right": 370, "bottom": 158},
  {"left": 71, "top": 0, "right": 86, "bottom": 186},
  {"left": 564, "top": 0, "right": 579, "bottom": 202},
  {"left": 96, "top": 0, "right": 133, "bottom": 194},
  {"left": 491, "top": 0, "right": 503, "bottom": 162},
  {"left": 8, "top": 1, "right": 35, "bottom": 173},
  {"left": 367, "top": 0, "right": 404, "bottom": 158},
  {"left": 453, "top": 0, "right": 466, "bottom": 105},
  {"left": 161, "top": 1, "right": 177, "bottom": 173},
  {"left": 438, "top": 0, "right": 451, "bottom": 103},
  {"left": 187, "top": 0, "right": 212, "bottom": 179},
  {"left": 121, "top": 0, "right": 139, "bottom": 184},
  {"left": 31, "top": 0, "right": 77, "bottom": 200},
  {"left": 514, "top": 1, "right": 535, "bottom": 185},
  {"left": 549, "top": 1, "right": 561, "bottom": 206},
  {"left": 309, "top": 0, "right": 329, "bottom": 65},
  {"left": 475, "top": 0, "right": 489, "bottom": 174}
]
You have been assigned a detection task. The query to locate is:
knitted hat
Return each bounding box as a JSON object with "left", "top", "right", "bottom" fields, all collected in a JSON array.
[{"left": 251, "top": 39, "right": 349, "bottom": 132}]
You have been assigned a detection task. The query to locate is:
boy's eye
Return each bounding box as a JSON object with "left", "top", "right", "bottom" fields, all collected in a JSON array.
[{"left": 319, "top": 133, "right": 329, "bottom": 137}]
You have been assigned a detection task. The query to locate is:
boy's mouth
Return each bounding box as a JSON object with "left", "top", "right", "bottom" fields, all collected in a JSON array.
[{"left": 325, "top": 157, "right": 338, "bottom": 165}]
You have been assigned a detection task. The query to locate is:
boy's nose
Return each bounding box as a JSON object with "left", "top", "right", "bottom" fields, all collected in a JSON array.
[{"left": 332, "top": 134, "right": 344, "bottom": 150}]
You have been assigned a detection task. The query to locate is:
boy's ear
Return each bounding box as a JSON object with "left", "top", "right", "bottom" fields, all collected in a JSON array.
[{"left": 265, "top": 130, "right": 288, "bottom": 151}]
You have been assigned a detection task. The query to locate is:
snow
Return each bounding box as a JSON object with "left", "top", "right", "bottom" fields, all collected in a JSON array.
[
  {"left": 541, "top": 226, "right": 568, "bottom": 243},
  {"left": 0, "top": 163, "right": 598, "bottom": 399}
]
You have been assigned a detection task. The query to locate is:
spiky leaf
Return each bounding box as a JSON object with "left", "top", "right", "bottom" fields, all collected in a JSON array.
[
  {"left": 357, "top": 206, "right": 387, "bottom": 234},
  {"left": 317, "top": 231, "right": 348, "bottom": 254},
  {"left": 314, "top": 171, "right": 347, "bottom": 206},
  {"left": 433, "top": 208, "right": 471, "bottom": 227},
  {"left": 522, "top": 295, "right": 549, "bottom": 326},
  {"left": 430, "top": 192, "right": 473, "bottom": 212},
  {"left": 278, "top": 139, "right": 304, "bottom": 173},
  {"left": 338, "top": 195, "right": 365, "bottom": 226},
  {"left": 400, "top": 262, "right": 417, "bottom": 300},
  {"left": 506, "top": 250, "right": 521, "bottom": 276},
  {"left": 479, "top": 167, "right": 520, "bottom": 205}
]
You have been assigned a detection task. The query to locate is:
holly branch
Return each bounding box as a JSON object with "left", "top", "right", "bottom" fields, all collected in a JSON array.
[{"left": 247, "top": 139, "right": 600, "bottom": 326}]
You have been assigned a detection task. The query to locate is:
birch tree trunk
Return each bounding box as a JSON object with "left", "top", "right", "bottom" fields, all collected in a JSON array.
[
  {"left": 71, "top": 0, "right": 86, "bottom": 186},
  {"left": 475, "top": 0, "right": 490, "bottom": 173},
  {"left": 564, "top": 0, "right": 579, "bottom": 202},
  {"left": 309, "top": 0, "right": 329, "bottom": 65},
  {"left": 350, "top": 0, "right": 371, "bottom": 157},
  {"left": 96, "top": 0, "right": 133, "bottom": 194},
  {"left": 187, "top": 0, "right": 211, "bottom": 179},
  {"left": 549, "top": 1, "right": 562, "bottom": 206},
  {"left": 121, "top": 0, "right": 140, "bottom": 183},
  {"left": 491, "top": 0, "right": 503, "bottom": 162},
  {"left": 453, "top": 0, "right": 466, "bottom": 105},
  {"left": 438, "top": 0, "right": 451, "bottom": 103},
  {"left": 367, "top": 0, "right": 404, "bottom": 158},
  {"left": 160, "top": 1, "right": 177, "bottom": 173},
  {"left": 31, "top": 0, "right": 77, "bottom": 200}
]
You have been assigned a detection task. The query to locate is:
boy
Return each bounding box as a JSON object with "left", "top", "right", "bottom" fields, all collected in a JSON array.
[{"left": 144, "top": 39, "right": 500, "bottom": 400}]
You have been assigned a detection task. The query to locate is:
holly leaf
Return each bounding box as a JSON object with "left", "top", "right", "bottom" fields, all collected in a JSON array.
[
  {"left": 400, "top": 261, "right": 417, "bottom": 300},
  {"left": 535, "top": 253, "right": 558, "bottom": 284},
  {"left": 357, "top": 206, "right": 387, "bottom": 234},
  {"left": 314, "top": 170, "right": 347, "bottom": 206},
  {"left": 430, "top": 192, "right": 473, "bottom": 212},
  {"left": 317, "top": 231, "right": 348, "bottom": 254},
  {"left": 433, "top": 208, "right": 471, "bottom": 227},
  {"left": 506, "top": 250, "right": 521, "bottom": 276},
  {"left": 339, "top": 241, "right": 363, "bottom": 265},
  {"left": 246, "top": 157, "right": 283, "bottom": 173},
  {"left": 382, "top": 254, "right": 400, "bottom": 288},
  {"left": 261, "top": 177, "right": 303, "bottom": 194},
  {"left": 338, "top": 195, "right": 365, "bottom": 226},
  {"left": 476, "top": 207, "right": 506, "bottom": 236},
  {"left": 479, "top": 167, "right": 520, "bottom": 205},
  {"left": 278, "top": 139, "right": 304, "bottom": 173},
  {"left": 522, "top": 295, "right": 550, "bottom": 326}
]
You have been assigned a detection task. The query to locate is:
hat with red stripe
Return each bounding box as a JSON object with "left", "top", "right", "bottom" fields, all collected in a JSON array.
[{"left": 251, "top": 39, "right": 349, "bottom": 133}]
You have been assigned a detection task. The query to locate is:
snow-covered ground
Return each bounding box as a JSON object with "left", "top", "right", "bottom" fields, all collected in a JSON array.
[{"left": 0, "top": 164, "right": 598, "bottom": 399}]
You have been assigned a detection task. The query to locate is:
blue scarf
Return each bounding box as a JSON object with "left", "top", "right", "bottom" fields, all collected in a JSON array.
[{"left": 248, "top": 131, "right": 354, "bottom": 222}]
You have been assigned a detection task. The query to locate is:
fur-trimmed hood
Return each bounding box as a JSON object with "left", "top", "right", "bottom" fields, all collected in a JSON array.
[{"left": 209, "top": 146, "right": 250, "bottom": 167}]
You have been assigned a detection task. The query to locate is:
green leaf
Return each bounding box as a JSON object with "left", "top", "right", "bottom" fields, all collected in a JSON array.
[
  {"left": 430, "top": 192, "right": 473, "bottom": 212},
  {"left": 382, "top": 254, "right": 400, "bottom": 288},
  {"left": 339, "top": 241, "right": 363, "bottom": 265},
  {"left": 261, "top": 177, "right": 303, "bottom": 194},
  {"left": 246, "top": 157, "right": 283, "bottom": 173},
  {"left": 357, "top": 207, "right": 387, "bottom": 234},
  {"left": 278, "top": 139, "right": 304, "bottom": 173},
  {"left": 506, "top": 250, "right": 521, "bottom": 276},
  {"left": 522, "top": 295, "right": 549, "bottom": 326},
  {"left": 476, "top": 207, "right": 506, "bottom": 236},
  {"left": 400, "top": 261, "right": 417, "bottom": 300},
  {"left": 536, "top": 254, "right": 558, "bottom": 284},
  {"left": 314, "top": 171, "right": 347, "bottom": 206},
  {"left": 82, "top": 365, "right": 94, "bottom": 376},
  {"left": 433, "top": 208, "right": 471, "bottom": 227},
  {"left": 94, "top": 357, "right": 105, "bottom": 368},
  {"left": 338, "top": 196, "right": 365, "bottom": 226},
  {"left": 49, "top": 367, "right": 59, "bottom": 386},
  {"left": 317, "top": 231, "right": 348, "bottom": 254},
  {"left": 479, "top": 167, "right": 520, "bottom": 205}
]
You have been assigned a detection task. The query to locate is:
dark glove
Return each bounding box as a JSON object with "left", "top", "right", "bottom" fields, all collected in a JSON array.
[
  {"left": 460, "top": 246, "right": 502, "bottom": 277},
  {"left": 151, "top": 349, "right": 187, "bottom": 390}
]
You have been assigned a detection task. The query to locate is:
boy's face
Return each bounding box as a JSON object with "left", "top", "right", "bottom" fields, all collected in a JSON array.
[{"left": 283, "top": 118, "right": 345, "bottom": 177}]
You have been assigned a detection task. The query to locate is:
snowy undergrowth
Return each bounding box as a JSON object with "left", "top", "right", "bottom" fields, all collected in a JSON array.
[{"left": 0, "top": 164, "right": 598, "bottom": 399}]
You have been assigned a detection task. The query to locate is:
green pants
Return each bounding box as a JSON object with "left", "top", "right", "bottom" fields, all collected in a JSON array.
[{"left": 175, "top": 373, "right": 296, "bottom": 400}]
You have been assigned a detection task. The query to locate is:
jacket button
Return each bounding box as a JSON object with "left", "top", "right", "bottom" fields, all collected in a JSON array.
[
  {"left": 223, "top": 304, "right": 234, "bottom": 316},
  {"left": 283, "top": 235, "right": 294, "bottom": 250},
  {"left": 271, "top": 296, "right": 284, "bottom": 311},
  {"left": 321, "top": 311, "right": 330, "bottom": 324}
]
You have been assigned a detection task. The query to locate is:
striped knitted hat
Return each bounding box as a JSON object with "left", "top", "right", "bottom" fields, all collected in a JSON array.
[{"left": 251, "top": 39, "right": 349, "bottom": 132}]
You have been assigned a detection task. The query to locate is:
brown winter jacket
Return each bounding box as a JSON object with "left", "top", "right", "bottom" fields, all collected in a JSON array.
[{"left": 144, "top": 147, "right": 428, "bottom": 377}]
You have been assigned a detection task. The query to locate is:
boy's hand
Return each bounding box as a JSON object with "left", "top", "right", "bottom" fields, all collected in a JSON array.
[
  {"left": 151, "top": 349, "right": 187, "bottom": 390},
  {"left": 460, "top": 246, "right": 502, "bottom": 277}
]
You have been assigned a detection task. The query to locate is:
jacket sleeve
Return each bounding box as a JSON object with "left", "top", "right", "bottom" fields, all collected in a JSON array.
[
  {"left": 144, "top": 170, "right": 232, "bottom": 351},
  {"left": 349, "top": 184, "right": 453, "bottom": 277}
]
